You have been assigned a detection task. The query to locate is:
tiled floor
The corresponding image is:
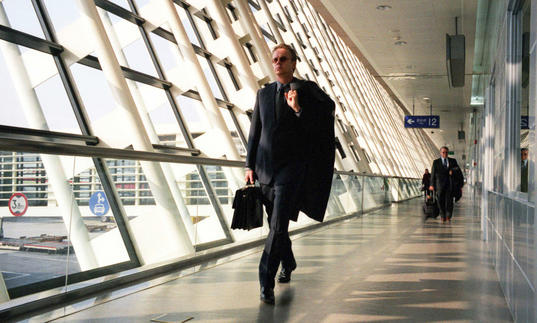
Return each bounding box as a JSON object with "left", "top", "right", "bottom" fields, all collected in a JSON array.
[{"left": 49, "top": 196, "right": 513, "bottom": 322}]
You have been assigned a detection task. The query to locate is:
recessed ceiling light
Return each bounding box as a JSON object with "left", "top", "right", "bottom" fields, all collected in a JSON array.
[
  {"left": 376, "top": 5, "right": 392, "bottom": 10},
  {"left": 394, "top": 40, "right": 407, "bottom": 46}
]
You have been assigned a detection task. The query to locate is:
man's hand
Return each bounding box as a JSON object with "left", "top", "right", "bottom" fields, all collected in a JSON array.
[
  {"left": 285, "top": 89, "right": 301, "bottom": 113},
  {"left": 245, "top": 169, "right": 255, "bottom": 185},
  {"left": 429, "top": 185, "right": 434, "bottom": 191}
]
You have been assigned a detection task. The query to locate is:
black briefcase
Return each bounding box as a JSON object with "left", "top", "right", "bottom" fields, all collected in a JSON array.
[{"left": 231, "top": 185, "right": 263, "bottom": 230}]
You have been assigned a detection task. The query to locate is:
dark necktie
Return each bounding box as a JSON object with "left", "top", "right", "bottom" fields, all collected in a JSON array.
[
  {"left": 275, "top": 85, "right": 288, "bottom": 121},
  {"left": 443, "top": 158, "right": 447, "bottom": 168}
]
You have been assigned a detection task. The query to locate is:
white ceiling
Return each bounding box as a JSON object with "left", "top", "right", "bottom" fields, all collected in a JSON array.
[{"left": 314, "top": 0, "right": 479, "bottom": 158}]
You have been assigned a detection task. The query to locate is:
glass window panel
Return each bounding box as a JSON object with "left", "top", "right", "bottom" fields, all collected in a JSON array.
[
  {"left": 43, "top": 0, "right": 81, "bottom": 33},
  {"left": 217, "top": 63, "right": 240, "bottom": 91},
  {"left": 149, "top": 26, "right": 181, "bottom": 72},
  {"left": 0, "top": 45, "right": 29, "bottom": 128},
  {"left": 198, "top": 56, "right": 224, "bottom": 100},
  {"left": 176, "top": 4, "right": 201, "bottom": 47},
  {"left": 1, "top": 0, "right": 45, "bottom": 39},
  {"left": 192, "top": 13, "right": 214, "bottom": 43},
  {"left": 164, "top": 162, "right": 227, "bottom": 246},
  {"left": 175, "top": 94, "right": 211, "bottom": 130},
  {"left": 108, "top": 0, "right": 131, "bottom": 10},
  {"left": 135, "top": 0, "right": 151, "bottom": 8},
  {"left": 69, "top": 63, "right": 115, "bottom": 123},
  {"left": 121, "top": 38, "right": 159, "bottom": 77},
  {"left": 0, "top": 46, "right": 81, "bottom": 134},
  {"left": 101, "top": 12, "right": 158, "bottom": 77},
  {"left": 0, "top": 151, "right": 130, "bottom": 291},
  {"left": 331, "top": 174, "right": 360, "bottom": 215},
  {"left": 264, "top": 34, "right": 277, "bottom": 47},
  {"left": 34, "top": 74, "right": 83, "bottom": 134},
  {"left": 221, "top": 109, "right": 246, "bottom": 156},
  {"left": 325, "top": 174, "right": 356, "bottom": 219},
  {"left": 133, "top": 82, "right": 189, "bottom": 148},
  {"left": 70, "top": 63, "right": 146, "bottom": 149}
]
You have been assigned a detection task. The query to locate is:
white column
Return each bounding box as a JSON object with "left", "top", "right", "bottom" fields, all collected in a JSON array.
[
  {"left": 75, "top": 0, "right": 194, "bottom": 260},
  {"left": 234, "top": 0, "right": 276, "bottom": 81},
  {"left": 98, "top": 9, "right": 196, "bottom": 242},
  {"left": 0, "top": 4, "right": 99, "bottom": 270},
  {"left": 258, "top": 0, "right": 284, "bottom": 44},
  {"left": 207, "top": 0, "right": 259, "bottom": 98}
]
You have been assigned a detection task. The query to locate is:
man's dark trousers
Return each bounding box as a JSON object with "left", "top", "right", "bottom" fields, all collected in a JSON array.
[
  {"left": 258, "top": 169, "right": 304, "bottom": 290},
  {"left": 436, "top": 187, "right": 454, "bottom": 220}
]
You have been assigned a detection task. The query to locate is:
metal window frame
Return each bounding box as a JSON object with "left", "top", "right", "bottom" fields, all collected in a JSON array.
[
  {"left": 0, "top": 125, "right": 99, "bottom": 145},
  {"left": 0, "top": 0, "right": 146, "bottom": 300},
  {"left": 0, "top": 24, "right": 62, "bottom": 55},
  {"left": 94, "top": 0, "right": 145, "bottom": 25}
]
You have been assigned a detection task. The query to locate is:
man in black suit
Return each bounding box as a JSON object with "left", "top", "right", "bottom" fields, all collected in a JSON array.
[
  {"left": 245, "top": 44, "right": 335, "bottom": 304},
  {"left": 429, "top": 146, "right": 464, "bottom": 222}
]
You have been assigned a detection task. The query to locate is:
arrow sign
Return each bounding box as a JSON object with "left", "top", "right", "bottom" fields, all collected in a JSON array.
[{"left": 404, "top": 115, "right": 440, "bottom": 128}]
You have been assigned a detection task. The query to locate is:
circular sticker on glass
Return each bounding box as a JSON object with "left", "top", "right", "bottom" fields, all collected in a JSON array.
[
  {"left": 9, "top": 193, "right": 28, "bottom": 216},
  {"left": 89, "top": 191, "right": 110, "bottom": 216}
]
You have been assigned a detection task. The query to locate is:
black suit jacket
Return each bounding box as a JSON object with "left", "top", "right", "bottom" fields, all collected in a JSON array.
[
  {"left": 246, "top": 78, "right": 335, "bottom": 222},
  {"left": 430, "top": 157, "right": 464, "bottom": 196}
]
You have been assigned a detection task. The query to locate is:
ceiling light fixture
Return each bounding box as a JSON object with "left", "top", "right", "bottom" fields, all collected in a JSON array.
[
  {"left": 376, "top": 5, "right": 392, "bottom": 10},
  {"left": 394, "top": 40, "right": 407, "bottom": 46}
]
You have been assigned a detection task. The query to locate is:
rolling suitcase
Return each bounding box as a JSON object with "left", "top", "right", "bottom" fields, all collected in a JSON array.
[{"left": 423, "top": 192, "right": 439, "bottom": 219}]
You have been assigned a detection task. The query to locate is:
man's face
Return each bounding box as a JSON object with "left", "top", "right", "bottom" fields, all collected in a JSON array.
[
  {"left": 272, "top": 48, "right": 295, "bottom": 78},
  {"left": 522, "top": 149, "right": 529, "bottom": 161},
  {"left": 440, "top": 148, "right": 448, "bottom": 158}
]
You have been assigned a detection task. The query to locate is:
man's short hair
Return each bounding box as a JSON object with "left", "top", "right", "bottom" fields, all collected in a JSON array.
[
  {"left": 272, "top": 44, "right": 297, "bottom": 62},
  {"left": 521, "top": 148, "right": 529, "bottom": 152},
  {"left": 440, "top": 146, "right": 449, "bottom": 151}
]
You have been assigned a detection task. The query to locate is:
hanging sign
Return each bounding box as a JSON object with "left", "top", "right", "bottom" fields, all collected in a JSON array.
[{"left": 404, "top": 115, "right": 440, "bottom": 128}]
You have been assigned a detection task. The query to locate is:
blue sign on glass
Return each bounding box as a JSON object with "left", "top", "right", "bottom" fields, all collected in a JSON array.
[
  {"left": 404, "top": 115, "right": 440, "bottom": 128},
  {"left": 89, "top": 191, "right": 109, "bottom": 216}
]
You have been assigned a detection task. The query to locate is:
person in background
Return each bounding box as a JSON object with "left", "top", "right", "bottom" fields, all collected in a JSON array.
[
  {"left": 521, "top": 148, "right": 529, "bottom": 193},
  {"left": 429, "top": 146, "right": 464, "bottom": 223},
  {"left": 422, "top": 168, "right": 431, "bottom": 198}
]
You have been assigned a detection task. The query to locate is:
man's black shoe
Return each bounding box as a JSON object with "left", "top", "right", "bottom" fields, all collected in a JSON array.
[
  {"left": 260, "top": 287, "right": 275, "bottom": 305},
  {"left": 278, "top": 268, "right": 293, "bottom": 283}
]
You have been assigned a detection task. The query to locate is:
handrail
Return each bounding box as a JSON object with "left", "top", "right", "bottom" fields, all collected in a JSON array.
[
  {"left": 0, "top": 125, "right": 99, "bottom": 145},
  {"left": 0, "top": 137, "right": 243, "bottom": 167},
  {"left": 0, "top": 137, "right": 419, "bottom": 180}
]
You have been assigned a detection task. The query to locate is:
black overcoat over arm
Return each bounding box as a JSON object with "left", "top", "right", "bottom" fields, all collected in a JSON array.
[{"left": 294, "top": 81, "right": 336, "bottom": 222}]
